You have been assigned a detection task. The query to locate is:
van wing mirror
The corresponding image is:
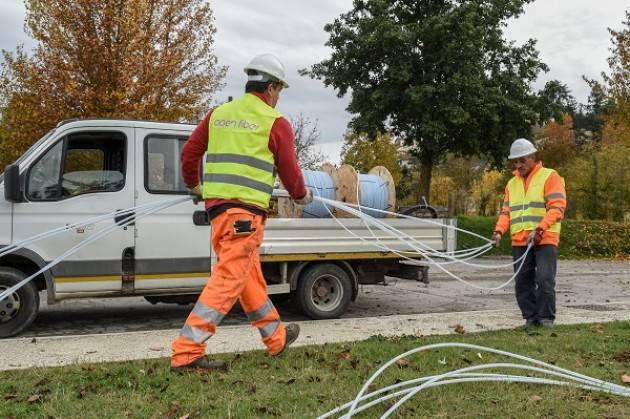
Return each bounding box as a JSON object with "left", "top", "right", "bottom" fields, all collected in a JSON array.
[{"left": 3, "top": 164, "right": 23, "bottom": 202}]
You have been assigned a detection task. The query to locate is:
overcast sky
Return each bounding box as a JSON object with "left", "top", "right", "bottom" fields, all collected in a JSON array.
[{"left": 0, "top": 0, "right": 627, "bottom": 163}]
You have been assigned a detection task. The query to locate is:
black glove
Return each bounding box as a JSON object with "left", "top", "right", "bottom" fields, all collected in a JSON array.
[{"left": 527, "top": 227, "right": 544, "bottom": 245}]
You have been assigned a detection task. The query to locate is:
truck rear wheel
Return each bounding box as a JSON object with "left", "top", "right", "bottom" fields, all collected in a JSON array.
[
  {"left": 295, "top": 263, "right": 351, "bottom": 319},
  {"left": 0, "top": 267, "right": 39, "bottom": 338}
]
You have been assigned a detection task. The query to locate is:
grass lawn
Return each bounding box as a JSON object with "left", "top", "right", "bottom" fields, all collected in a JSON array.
[{"left": 1, "top": 322, "right": 629, "bottom": 418}]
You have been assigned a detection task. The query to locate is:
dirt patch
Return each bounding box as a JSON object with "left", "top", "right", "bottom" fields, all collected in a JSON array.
[
  {"left": 568, "top": 304, "right": 625, "bottom": 312},
  {"left": 613, "top": 351, "right": 630, "bottom": 364}
]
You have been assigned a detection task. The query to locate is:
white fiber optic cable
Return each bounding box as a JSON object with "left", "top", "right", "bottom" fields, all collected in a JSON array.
[
  {"left": 313, "top": 195, "right": 532, "bottom": 291},
  {"left": 331, "top": 343, "right": 630, "bottom": 419},
  {"left": 0, "top": 196, "right": 190, "bottom": 302},
  {"left": 0, "top": 197, "right": 188, "bottom": 259}
]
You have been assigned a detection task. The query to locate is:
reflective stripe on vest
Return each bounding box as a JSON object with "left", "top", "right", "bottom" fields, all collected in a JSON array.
[
  {"left": 507, "top": 167, "right": 562, "bottom": 236},
  {"left": 203, "top": 94, "right": 280, "bottom": 208}
]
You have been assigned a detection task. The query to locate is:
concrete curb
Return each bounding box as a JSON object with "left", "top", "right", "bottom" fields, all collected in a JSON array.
[{"left": 1, "top": 308, "right": 629, "bottom": 371}]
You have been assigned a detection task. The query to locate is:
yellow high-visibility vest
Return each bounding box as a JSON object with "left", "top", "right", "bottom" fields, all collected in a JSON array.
[
  {"left": 203, "top": 94, "right": 280, "bottom": 209},
  {"left": 507, "top": 168, "right": 562, "bottom": 236}
]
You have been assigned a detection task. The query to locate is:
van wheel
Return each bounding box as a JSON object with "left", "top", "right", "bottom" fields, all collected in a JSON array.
[
  {"left": 0, "top": 267, "right": 39, "bottom": 338},
  {"left": 295, "top": 263, "right": 351, "bottom": 319}
]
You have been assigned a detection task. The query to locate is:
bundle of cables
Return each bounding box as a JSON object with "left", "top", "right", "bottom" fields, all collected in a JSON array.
[{"left": 317, "top": 342, "right": 630, "bottom": 418}]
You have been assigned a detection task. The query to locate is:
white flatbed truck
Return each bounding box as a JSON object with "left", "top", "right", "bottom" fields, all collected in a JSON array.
[{"left": 0, "top": 119, "right": 455, "bottom": 337}]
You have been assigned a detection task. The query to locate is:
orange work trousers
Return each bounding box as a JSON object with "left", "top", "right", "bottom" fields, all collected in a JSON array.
[{"left": 171, "top": 208, "right": 286, "bottom": 367}]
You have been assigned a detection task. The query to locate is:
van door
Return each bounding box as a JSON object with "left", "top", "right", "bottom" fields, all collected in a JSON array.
[
  {"left": 133, "top": 128, "right": 210, "bottom": 293},
  {"left": 12, "top": 127, "right": 135, "bottom": 296}
]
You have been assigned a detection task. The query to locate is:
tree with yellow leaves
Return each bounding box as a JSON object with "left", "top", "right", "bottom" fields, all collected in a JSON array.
[
  {"left": 340, "top": 131, "right": 402, "bottom": 185},
  {"left": 0, "top": 0, "right": 226, "bottom": 168}
]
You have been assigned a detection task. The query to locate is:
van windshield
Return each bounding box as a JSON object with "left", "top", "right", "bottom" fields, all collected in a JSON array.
[{"left": 0, "top": 129, "right": 55, "bottom": 183}]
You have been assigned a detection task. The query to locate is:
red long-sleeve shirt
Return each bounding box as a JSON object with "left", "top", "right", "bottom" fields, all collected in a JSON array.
[{"left": 181, "top": 92, "right": 307, "bottom": 212}]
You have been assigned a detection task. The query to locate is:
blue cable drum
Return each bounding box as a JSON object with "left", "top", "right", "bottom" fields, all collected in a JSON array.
[
  {"left": 358, "top": 174, "right": 389, "bottom": 218},
  {"left": 301, "top": 169, "right": 336, "bottom": 218}
]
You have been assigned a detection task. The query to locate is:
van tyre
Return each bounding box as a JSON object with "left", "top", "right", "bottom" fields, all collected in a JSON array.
[
  {"left": 0, "top": 267, "right": 39, "bottom": 338},
  {"left": 295, "top": 263, "right": 352, "bottom": 319}
]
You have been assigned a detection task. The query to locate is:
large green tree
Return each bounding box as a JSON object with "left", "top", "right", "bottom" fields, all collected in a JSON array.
[
  {"left": 303, "top": 0, "right": 554, "bottom": 197},
  {"left": 0, "top": 0, "right": 226, "bottom": 168}
]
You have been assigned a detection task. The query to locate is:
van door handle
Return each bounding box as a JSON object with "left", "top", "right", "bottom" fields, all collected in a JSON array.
[{"left": 115, "top": 211, "right": 135, "bottom": 226}]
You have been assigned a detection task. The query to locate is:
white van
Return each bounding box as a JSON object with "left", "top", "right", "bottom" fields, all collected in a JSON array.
[{"left": 0, "top": 119, "right": 455, "bottom": 337}]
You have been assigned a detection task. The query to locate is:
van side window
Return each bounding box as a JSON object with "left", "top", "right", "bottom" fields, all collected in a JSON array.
[
  {"left": 145, "top": 136, "right": 188, "bottom": 194},
  {"left": 27, "top": 131, "right": 126, "bottom": 201},
  {"left": 26, "top": 141, "right": 63, "bottom": 200}
]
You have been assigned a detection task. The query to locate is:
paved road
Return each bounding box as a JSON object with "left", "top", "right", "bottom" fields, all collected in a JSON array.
[{"left": 21, "top": 259, "right": 630, "bottom": 338}]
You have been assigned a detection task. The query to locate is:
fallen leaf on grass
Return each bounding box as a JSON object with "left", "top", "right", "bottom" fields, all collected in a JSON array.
[
  {"left": 438, "top": 358, "right": 447, "bottom": 366},
  {"left": 336, "top": 350, "right": 352, "bottom": 360},
  {"left": 476, "top": 353, "right": 483, "bottom": 360},
  {"left": 256, "top": 406, "right": 280, "bottom": 416},
  {"left": 4, "top": 394, "right": 18, "bottom": 401},
  {"left": 529, "top": 395, "right": 543, "bottom": 402},
  {"left": 622, "top": 374, "right": 630, "bottom": 383},
  {"left": 590, "top": 324, "right": 604, "bottom": 334},
  {"left": 35, "top": 378, "right": 50, "bottom": 387},
  {"left": 164, "top": 400, "right": 180, "bottom": 418},
  {"left": 177, "top": 415, "right": 190, "bottom": 419},
  {"left": 614, "top": 351, "right": 630, "bottom": 364},
  {"left": 27, "top": 394, "right": 42, "bottom": 403},
  {"left": 395, "top": 358, "right": 413, "bottom": 368},
  {"left": 454, "top": 324, "right": 465, "bottom": 334}
]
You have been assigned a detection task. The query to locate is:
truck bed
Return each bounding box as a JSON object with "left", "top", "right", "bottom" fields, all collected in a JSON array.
[{"left": 259, "top": 218, "right": 456, "bottom": 261}]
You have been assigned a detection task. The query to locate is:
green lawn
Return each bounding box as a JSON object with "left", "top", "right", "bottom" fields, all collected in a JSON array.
[{"left": 1, "top": 322, "right": 629, "bottom": 418}]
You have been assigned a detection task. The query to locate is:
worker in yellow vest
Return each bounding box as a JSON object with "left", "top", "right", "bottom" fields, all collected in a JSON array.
[
  {"left": 492, "top": 138, "right": 566, "bottom": 329},
  {"left": 171, "top": 54, "right": 312, "bottom": 371}
]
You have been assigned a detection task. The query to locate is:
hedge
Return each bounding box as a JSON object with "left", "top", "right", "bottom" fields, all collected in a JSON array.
[{"left": 457, "top": 216, "right": 630, "bottom": 259}]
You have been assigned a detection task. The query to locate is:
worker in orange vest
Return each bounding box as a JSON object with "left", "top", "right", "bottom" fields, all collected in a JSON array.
[
  {"left": 492, "top": 139, "right": 566, "bottom": 329},
  {"left": 171, "top": 54, "right": 312, "bottom": 371}
]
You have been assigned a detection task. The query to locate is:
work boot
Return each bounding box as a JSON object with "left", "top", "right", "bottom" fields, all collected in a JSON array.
[
  {"left": 273, "top": 323, "right": 300, "bottom": 356},
  {"left": 520, "top": 319, "right": 537, "bottom": 329},
  {"left": 539, "top": 319, "right": 554, "bottom": 327},
  {"left": 171, "top": 356, "right": 228, "bottom": 373}
]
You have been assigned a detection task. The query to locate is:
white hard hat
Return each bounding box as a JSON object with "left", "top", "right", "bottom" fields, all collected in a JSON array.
[
  {"left": 508, "top": 138, "right": 537, "bottom": 159},
  {"left": 243, "top": 53, "right": 289, "bottom": 88}
]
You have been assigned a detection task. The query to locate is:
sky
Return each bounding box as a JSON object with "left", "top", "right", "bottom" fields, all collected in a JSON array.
[{"left": 0, "top": 0, "right": 628, "bottom": 164}]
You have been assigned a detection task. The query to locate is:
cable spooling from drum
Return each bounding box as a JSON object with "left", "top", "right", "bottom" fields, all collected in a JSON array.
[{"left": 301, "top": 169, "right": 336, "bottom": 218}]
